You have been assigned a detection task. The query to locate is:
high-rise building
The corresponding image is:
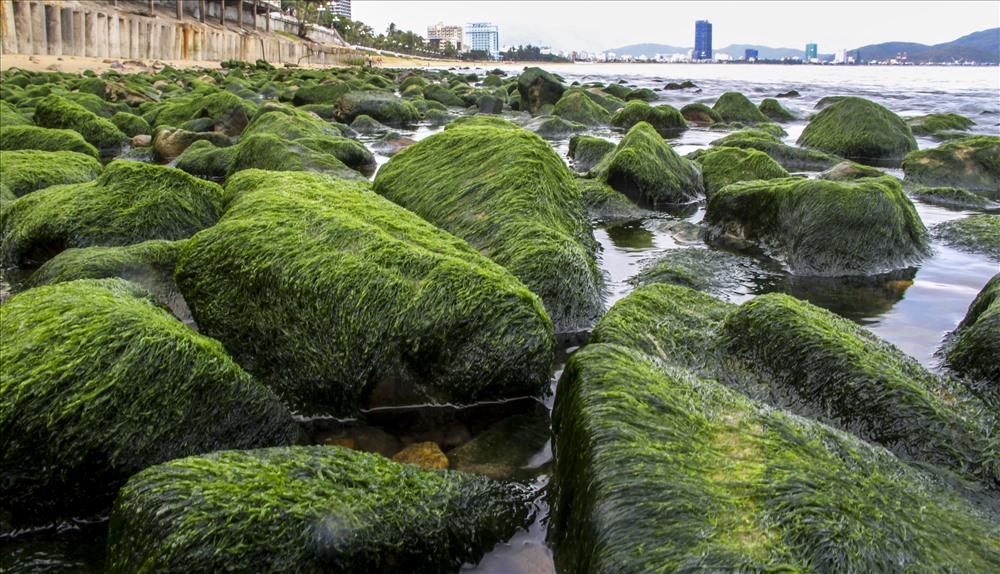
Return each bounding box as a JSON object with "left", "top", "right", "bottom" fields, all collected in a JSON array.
[
  {"left": 744, "top": 48, "right": 759, "bottom": 62},
  {"left": 427, "top": 22, "right": 464, "bottom": 51},
  {"left": 329, "top": 0, "right": 351, "bottom": 19},
  {"left": 805, "top": 43, "right": 818, "bottom": 61},
  {"left": 694, "top": 20, "right": 712, "bottom": 60},
  {"left": 466, "top": 22, "right": 500, "bottom": 59}
]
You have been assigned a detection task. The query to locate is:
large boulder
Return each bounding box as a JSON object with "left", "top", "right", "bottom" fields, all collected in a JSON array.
[
  {"left": 797, "top": 96, "right": 917, "bottom": 161},
  {"left": 693, "top": 146, "right": 789, "bottom": 198},
  {"left": 153, "top": 127, "right": 232, "bottom": 161},
  {"left": 517, "top": 67, "right": 565, "bottom": 114},
  {"left": 568, "top": 135, "right": 615, "bottom": 172},
  {"left": 705, "top": 176, "right": 930, "bottom": 275},
  {"left": 144, "top": 90, "right": 251, "bottom": 136},
  {"left": 551, "top": 342, "right": 1000, "bottom": 572},
  {"left": 553, "top": 91, "right": 612, "bottom": 126},
  {"left": 933, "top": 213, "right": 1000, "bottom": 261},
  {"left": 242, "top": 110, "right": 375, "bottom": 174},
  {"left": 290, "top": 80, "right": 352, "bottom": 106},
  {"left": 332, "top": 90, "right": 420, "bottom": 126},
  {"left": 946, "top": 273, "right": 1000, "bottom": 405},
  {"left": 0, "top": 99, "right": 32, "bottom": 127},
  {"left": 906, "top": 113, "right": 975, "bottom": 137},
  {"left": 226, "top": 133, "right": 366, "bottom": 181},
  {"left": 712, "top": 91, "right": 768, "bottom": 124},
  {"left": 590, "top": 121, "right": 704, "bottom": 207},
  {"left": 523, "top": 115, "right": 587, "bottom": 140},
  {"left": 422, "top": 83, "right": 465, "bottom": 107},
  {"left": 1, "top": 161, "right": 224, "bottom": 269},
  {"left": 902, "top": 136, "right": 1000, "bottom": 193},
  {"left": 699, "top": 129, "right": 842, "bottom": 171},
  {"left": 107, "top": 445, "right": 531, "bottom": 573},
  {"left": 373, "top": 119, "right": 604, "bottom": 332},
  {"left": 0, "top": 278, "right": 302, "bottom": 528},
  {"left": 32, "top": 94, "right": 128, "bottom": 152},
  {"left": 175, "top": 140, "right": 237, "bottom": 179},
  {"left": 679, "top": 102, "right": 722, "bottom": 125},
  {"left": 758, "top": 97, "right": 796, "bottom": 121},
  {"left": 610, "top": 100, "right": 687, "bottom": 135},
  {"left": 0, "top": 149, "right": 102, "bottom": 197},
  {"left": 176, "top": 170, "right": 555, "bottom": 416}
]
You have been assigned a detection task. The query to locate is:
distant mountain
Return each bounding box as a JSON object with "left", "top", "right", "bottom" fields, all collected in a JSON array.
[
  {"left": 717, "top": 44, "right": 808, "bottom": 60},
  {"left": 605, "top": 43, "right": 690, "bottom": 57},
  {"left": 852, "top": 28, "right": 999, "bottom": 63}
]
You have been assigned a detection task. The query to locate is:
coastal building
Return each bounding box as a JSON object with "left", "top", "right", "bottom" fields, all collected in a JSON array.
[
  {"left": 329, "top": 0, "right": 351, "bottom": 20},
  {"left": 466, "top": 21, "right": 500, "bottom": 59},
  {"left": 745, "top": 48, "right": 759, "bottom": 62},
  {"left": 427, "top": 22, "right": 463, "bottom": 51},
  {"left": 694, "top": 20, "right": 712, "bottom": 60},
  {"left": 806, "top": 43, "right": 818, "bottom": 62}
]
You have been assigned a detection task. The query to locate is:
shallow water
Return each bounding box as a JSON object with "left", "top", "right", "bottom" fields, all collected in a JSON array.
[{"left": 2, "top": 63, "right": 998, "bottom": 573}]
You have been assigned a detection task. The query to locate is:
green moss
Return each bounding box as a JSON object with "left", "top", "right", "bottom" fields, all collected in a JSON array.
[
  {"left": 176, "top": 170, "right": 554, "bottom": 415},
  {"left": 175, "top": 140, "right": 237, "bottom": 179},
  {"left": 350, "top": 114, "right": 391, "bottom": 134},
  {"left": 0, "top": 161, "right": 224, "bottom": 269},
  {"left": 575, "top": 178, "right": 648, "bottom": 223},
  {"left": 700, "top": 129, "right": 843, "bottom": 172},
  {"left": 398, "top": 75, "right": 429, "bottom": 92},
  {"left": 517, "top": 67, "right": 565, "bottom": 114},
  {"left": 631, "top": 248, "right": 772, "bottom": 301},
  {"left": 817, "top": 160, "right": 887, "bottom": 181},
  {"left": 933, "top": 214, "right": 1000, "bottom": 261},
  {"left": 752, "top": 122, "right": 789, "bottom": 138},
  {"left": 946, "top": 274, "right": 1000, "bottom": 404},
  {"left": 0, "top": 99, "right": 32, "bottom": 127},
  {"left": 422, "top": 83, "right": 465, "bottom": 107},
  {"left": 901, "top": 136, "right": 1000, "bottom": 193},
  {"left": 568, "top": 135, "right": 615, "bottom": 172},
  {"left": 706, "top": 176, "right": 930, "bottom": 275},
  {"left": 0, "top": 150, "right": 102, "bottom": 198},
  {"left": 610, "top": 100, "right": 687, "bottom": 135},
  {"left": 333, "top": 90, "right": 420, "bottom": 126},
  {"left": 551, "top": 342, "right": 1000, "bottom": 573},
  {"left": 553, "top": 91, "right": 612, "bottom": 126},
  {"left": 240, "top": 109, "right": 374, "bottom": 173},
  {"left": 680, "top": 102, "right": 722, "bottom": 125},
  {"left": 107, "top": 445, "right": 530, "bottom": 573},
  {"left": 32, "top": 95, "right": 128, "bottom": 151},
  {"left": 712, "top": 92, "right": 769, "bottom": 124},
  {"left": 722, "top": 293, "right": 999, "bottom": 498},
  {"left": 694, "top": 146, "right": 789, "bottom": 198},
  {"left": 145, "top": 90, "right": 252, "bottom": 136},
  {"left": 624, "top": 87, "right": 657, "bottom": 102},
  {"left": 374, "top": 121, "right": 603, "bottom": 332},
  {"left": 909, "top": 186, "right": 998, "bottom": 209},
  {"left": 601, "top": 82, "right": 631, "bottom": 100},
  {"left": 60, "top": 91, "right": 130, "bottom": 118},
  {"left": 523, "top": 115, "right": 587, "bottom": 140},
  {"left": 226, "top": 133, "right": 365, "bottom": 180},
  {"left": 0, "top": 278, "right": 302, "bottom": 527},
  {"left": 907, "top": 113, "right": 975, "bottom": 136},
  {"left": 591, "top": 121, "right": 704, "bottom": 206},
  {"left": 758, "top": 98, "right": 795, "bottom": 121},
  {"left": 798, "top": 96, "right": 917, "bottom": 160},
  {"left": 110, "top": 111, "right": 151, "bottom": 137},
  {"left": 291, "top": 81, "right": 352, "bottom": 106},
  {"left": 563, "top": 87, "right": 625, "bottom": 113}
]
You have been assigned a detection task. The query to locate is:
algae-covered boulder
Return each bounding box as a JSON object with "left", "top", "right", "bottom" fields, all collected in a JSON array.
[
  {"left": 176, "top": 170, "right": 554, "bottom": 416},
  {"left": 631, "top": 249, "right": 769, "bottom": 301},
  {"left": 575, "top": 178, "right": 649, "bottom": 223},
  {"left": 333, "top": 90, "right": 420, "bottom": 126},
  {"left": 703, "top": 129, "right": 841, "bottom": 171},
  {"left": 291, "top": 81, "right": 351, "bottom": 106},
  {"left": 107, "top": 445, "right": 531, "bottom": 573},
  {"left": 226, "top": 133, "right": 365, "bottom": 180},
  {"left": 350, "top": 114, "right": 391, "bottom": 134},
  {"left": 0, "top": 149, "right": 102, "bottom": 197},
  {"left": 523, "top": 115, "right": 587, "bottom": 140},
  {"left": 679, "top": 102, "right": 722, "bottom": 125},
  {"left": 568, "top": 135, "right": 615, "bottom": 172},
  {"left": 153, "top": 127, "right": 232, "bottom": 161},
  {"left": 933, "top": 214, "right": 1000, "bottom": 261},
  {"left": 798, "top": 96, "right": 917, "bottom": 160},
  {"left": 242, "top": 110, "right": 376, "bottom": 173},
  {"left": 946, "top": 274, "right": 1000, "bottom": 403},
  {"left": 694, "top": 146, "right": 789, "bottom": 198},
  {"left": 722, "top": 293, "right": 1000, "bottom": 496},
  {"left": 624, "top": 87, "right": 657, "bottom": 102},
  {"left": 110, "top": 111, "right": 151, "bottom": 137},
  {"left": 373, "top": 121, "right": 603, "bottom": 332},
  {"left": 553, "top": 91, "right": 611, "bottom": 126},
  {"left": 758, "top": 97, "right": 795, "bottom": 121},
  {"left": 146, "top": 90, "right": 251, "bottom": 136},
  {"left": 422, "top": 83, "right": 465, "bottom": 107},
  {"left": 909, "top": 186, "right": 999, "bottom": 210},
  {"left": 551, "top": 343, "right": 1000, "bottom": 573},
  {"left": 705, "top": 176, "right": 930, "bottom": 275},
  {"left": 0, "top": 278, "right": 302, "bottom": 527},
  {"left": 712, "top": 91, "right": 769, "bottom": 124},
  {"left": 591, "top": 122, "right": 704, "bottom": 206},
  {"left": 817, "top": 160, "right": 886, "bottom": 181},
  {"left": 0, "top": 123, "right": 99, "bottom": 159},
  {"left": 0, "top": 99, "right": 32, "bottom": 127},
  {"left": 32, "top": 94, "right": 128, "bottom": 151},
  {"left": 902, "top": 136, "right": 1000, "bottom": 193},
  {"left": 517, "top": 67, "right": 565, "bottom": 114},
  {"left": 175, "top": 139, "right": 237, "bottom": 179},
  {"left": 610, "top": 100, "right": 687, "bottom": 135},
  {"left": 1, "top": 161, "right": 224, "bottom": 269},
  {"left": 907, "top": 113, "right": 975, "bottom": 137}
]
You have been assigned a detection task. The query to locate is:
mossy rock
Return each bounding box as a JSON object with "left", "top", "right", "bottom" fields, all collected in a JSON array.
[
  {"left": 565, "top": 87, "right": 625, "bottom": 113},
  {"left": 0, "top": 278, "right": 302, "bottom": 527},
  {"left": 146, "top": 90, "right": 252, "bottom": 136},
  {"left": 523, "top": 115, "right": 587, "bottom": 140},
  {"left": 448, "top": 407, "right": 551, "bottom": 481},
  {"left": 551, "top": 342, "right": 1000, "bottom": 573},
  {"left": 481, "top": 73, "right": 504, "bottom": 88},
  {"left": 60, "top": 91, "right": 130, "bottom": 119},
  {"left": 679, "top": 102, "right": 722, "bottom": 125},
  {"left": 946, "top": 273, "right": 1000, "bottom": 404},
  {"left": 517, "top": 67, "right": 565, "bottom": 115},
  {"left": 110, "top": 111, "right": 151, "bottom": 137},
  {"left": 332, "top": 90, "right": 420, "bottom": 127},
  {"left": 0, "top": 149, "right": 102, "bottom": 198},
  {"left": 477, "top": 94, "right": 505, "bottom": 114},
  {"left": 701, "top": 129, "right": 842, "bottom": 172},
  {"left": 422, "top": 83, "right": 465, "bottom": 107},
  {"left": 933, "top": 214, "right": 1000, "bottom": 261},
  {"left": 226, "top": 133, "right": 365, "bottom": 181},
  {"left": 423, "top": 108, "right": 453, "bottom": 126},
  {"left": 0, "top": 182, "right": 15, "bottom": 203},
  {"left": 908, "top": 186, "right": 999, "bottom": 210},
  {"left": 398, "top": 75, "right": 429, "bottom": 92},
  {"left": 107, "top": 445, "right": 531, "bottom": 573},
  {"left": 694, "top": 146, "right": 789, "bottom": 198},
  {"left": 568, "top": 135, "right": 615, "bottom": 172},
  {"left": 907, "top": 113, "right": 975, "bottom": 137},
  {"left": 610, "top": 100, "right": 687, "bottom": 135},
  {"left": 411, "top": 98, "right": 447, "bottom": 114},
  {"left": 722, "top": 293, "right": 1000, "bottom": 499},
  {"left": 798, "top": 96, "right": 917, "bottom": 160},
  {"left": 575, "top": 178, "right": 649, "bottom": 223},
  {"left": 631, "top": 249, "right": 771, "bottom": 301},
  {"left": 601, "top": 82, "right": 631, "bottom": 100},
  {"left": 624, "top": 88, "right": 657, "bottom": 102},
  {"left": 758, "top": 98, "right": 795, "bottom": 121},
  {"left": 553, "top": 91, "right": 611, "bottom": 126},
  {"left": 176, "top": 170, "right": 554, "bottom": 416},
  {"left": 374, "top": 121, "right": 604, "bottom": 333},
  {"left": 901, "top": 136, "right": 1000, "bottom": 193},
  {"left": 153, "top": 127, "right": 232, "bottom": 161},
  {"left": 32, "top": 95, "right": 128, "bottom": 152},
  {"left": 591, "top": 122, "right": 704, "bottom": 207},
  {"left": 241, "top": 110, "right": 374, "bottom": 173},
  {"left": 350, "top": 113, "right": 391, "bottom": 134},
  {"left": 0, "top": 99, "right": 32, "bottom": 127},
  {"left": 0, "top": 161, "right": 224, "bottom": 269},
  {"left": 817, "top": 160, "right": 886, "bottom": 181},
  {"left": 175, "top": 139, "right": 237, "bottom": 179},
  {"left": 291, "top": 81, "right": 352, "bottom": 106},
  {"left": 705, "top": 176, "right": 929, "bottom": 275},
  {"left": 712, "top": 92, "right": 769, "bottom": 124}
]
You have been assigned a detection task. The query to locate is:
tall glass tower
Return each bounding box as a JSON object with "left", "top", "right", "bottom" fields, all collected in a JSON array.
[
  {"left": 805, "top": 43, "right": 818, "bottom": 60},
  {"left": 466, "top": 22, "right": 500, "bottom": 60},
  {"left": 694, "top": 20, "right": 712, "bottom": 60}
]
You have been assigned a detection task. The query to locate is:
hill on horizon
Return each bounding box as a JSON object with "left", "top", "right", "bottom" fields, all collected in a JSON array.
[{"left": 606, "top": 42, "right": 829, "bottom": 60}]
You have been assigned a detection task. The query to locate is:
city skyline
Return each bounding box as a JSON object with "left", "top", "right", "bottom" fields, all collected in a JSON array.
[{"left": 351, "top": 1, "right": 999, "bottom": 55}]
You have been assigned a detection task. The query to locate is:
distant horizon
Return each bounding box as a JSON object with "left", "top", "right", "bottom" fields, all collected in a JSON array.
[{"left": 352, "top": 1, "right": 1000, "bottom": 55}]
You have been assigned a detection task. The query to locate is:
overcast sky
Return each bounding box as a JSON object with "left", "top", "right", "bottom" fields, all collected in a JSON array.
[{"left": 351, "top": 1, "right": 1000, "bottom": 54}]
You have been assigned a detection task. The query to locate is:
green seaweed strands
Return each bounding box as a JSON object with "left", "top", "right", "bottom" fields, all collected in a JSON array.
[
  {"left": 0, "top": 161, "right": 224, "bottom": 269},
  {"left": 933, "top": 213, "right": 1000, "bottom": 261},
  {"left": 721, "top": 293, "right": 1000, "bottom": 499},
  {"left": 0, "top": 125, "right": 100, "bottom": 158},
  {"left": 241, "top": 109, "right": 376, "bottom": 173},
  {"left": 145, "top": 90, "right": 253, "bottom": 136},
  {"left": 906, "top": 112, "right": 975, "bottom": 136},
  {"left": 0, "top": 150, "right": 103, "bottom": 198},
  {"left": 902, "top": 135, "right": 1000, "bottom": 193},
  {"left": 175, "top": 140, "right": 237, "bottom": 179},
  {"left": 107, "top": 445, "right": 531, "bottom": 573},
  {"left": 609, "top": 99, "right": 687, "bottom": 135},
  {"left": 946, "top": 273, "right": 1000, "bottom": 405},
  {"left": 226, "top": 133, "right": 367, "bottom": 181},
  {"left": 0, "top": 278, "right": 303, "bottom": 527},
  {"left": 551, "top": 343, "right": 1000, "bottom": 573},
  {"left": 700, "top": 129, "right": 842, "bottom": 172},
  {"left": 553, "top": 91, "right": 612, "bottom": 127},
  {"left": 175, "top": 170, "right": 554, "bottom": 416},
  {"left": 704, "top": 176, "right": 930, "bottom": 276},
  {"left": 373, "top": 120, "right": 603, "bottom": 333},
  {"left": 713, "top": 91, "right": 769, "bottom": 124},
  {"left": 694, "top": 146, "right": 789, "bottom": 199},
  {"left": 797, "top": 96, "right": 917, "bottom": 160},
  {"left": 32, "top": 94, "right": 129, "bottom": 152}
]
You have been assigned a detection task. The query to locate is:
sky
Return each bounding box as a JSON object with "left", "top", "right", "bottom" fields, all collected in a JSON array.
[{"left": 351, "top": 1, "right": 1000, "bottom": 54}]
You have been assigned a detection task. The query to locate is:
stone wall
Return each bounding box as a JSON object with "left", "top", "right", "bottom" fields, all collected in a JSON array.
[{"left": 0, "top": 0, "right": 358, "bottom": 66}]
